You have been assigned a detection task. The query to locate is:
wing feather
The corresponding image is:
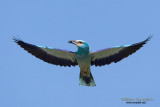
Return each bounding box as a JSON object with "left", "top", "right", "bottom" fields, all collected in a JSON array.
[
  {"left": 91, "top": 36, "right": 152, "bottom": 66},
  {"left": 13, "top": 37, "right": 78, "bottom": 67}
]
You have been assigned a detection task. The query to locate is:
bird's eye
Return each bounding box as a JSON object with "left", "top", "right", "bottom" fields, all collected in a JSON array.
[{"left": 79, "top": 41, "right": 83, "bottom": 44}]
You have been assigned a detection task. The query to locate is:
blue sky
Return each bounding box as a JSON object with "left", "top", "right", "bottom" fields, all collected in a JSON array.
[{"left": 0, "top": 0, "right": 160, "bottom": 107}]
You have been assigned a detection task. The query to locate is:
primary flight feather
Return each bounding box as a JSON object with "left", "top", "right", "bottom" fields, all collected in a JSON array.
[{"left": 13, "top": 36, "right": 151, "bottom": 86}]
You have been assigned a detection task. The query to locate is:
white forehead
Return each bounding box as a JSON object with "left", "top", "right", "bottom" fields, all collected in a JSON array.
[{"left": 75, "top": 40, "right": 85, "bottom": 43}]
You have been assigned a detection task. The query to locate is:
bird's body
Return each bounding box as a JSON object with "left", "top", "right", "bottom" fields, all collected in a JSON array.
[
  {"left": 77, "top": 51, "right": 91, "bottom": 68},
  {"left": 75, "top": 42, "right": 95, "bottom": 86},
  {"left": 13, "top": 37, "right": 152, "bottom": 87}
]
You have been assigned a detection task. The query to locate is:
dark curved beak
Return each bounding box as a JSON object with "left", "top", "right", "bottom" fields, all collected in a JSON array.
[{"left": 68, "top": 40, "right": 77, "bottom": 45}]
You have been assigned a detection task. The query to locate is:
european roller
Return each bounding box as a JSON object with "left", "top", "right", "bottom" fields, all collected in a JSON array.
[{"left": 13, "top": 36, "right": 151, "bottom": 87}]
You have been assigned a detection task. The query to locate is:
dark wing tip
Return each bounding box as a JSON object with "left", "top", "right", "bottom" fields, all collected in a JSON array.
[
  {"left": 144, "top": 35, "right": 152, "bottom": 43},
  {"left": 12, "top": 37, "right": 22, "bottom": 43},
  {"left": 134, "top": 36, "right": 152, "bottom": 48}
]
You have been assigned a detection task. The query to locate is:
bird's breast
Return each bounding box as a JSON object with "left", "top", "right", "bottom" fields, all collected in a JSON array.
[{"left": 76, "top": 54, "right": 91, "bottom": 68}]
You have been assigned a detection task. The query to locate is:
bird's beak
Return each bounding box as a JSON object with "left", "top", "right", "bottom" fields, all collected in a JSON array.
[{"left": 68, "top": 40, "right": 77, "bottom": 45}]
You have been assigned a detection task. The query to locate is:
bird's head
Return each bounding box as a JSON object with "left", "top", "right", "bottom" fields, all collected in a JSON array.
[{"left": 68, "top": 40, "right": 89, "bottom": 49}]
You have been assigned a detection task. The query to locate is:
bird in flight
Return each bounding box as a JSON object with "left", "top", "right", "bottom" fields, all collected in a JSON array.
[{"left": 13, "top": 36, "right": 151, "bottom": 87}]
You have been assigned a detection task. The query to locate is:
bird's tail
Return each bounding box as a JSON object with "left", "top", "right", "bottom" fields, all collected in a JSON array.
[{"left": 79, "top": 68, "right": 96, "bottom": 87}]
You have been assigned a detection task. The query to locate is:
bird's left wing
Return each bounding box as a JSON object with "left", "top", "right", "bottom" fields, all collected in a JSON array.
[
  {"left": 13, "top": 37, "right": 78, "bottom": 67},
  {"left": 91, "top": 37, "right": 151, "bottom": 66}
]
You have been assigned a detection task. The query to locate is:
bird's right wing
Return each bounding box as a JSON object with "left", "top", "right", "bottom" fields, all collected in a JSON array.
[
  {"left": 13, "top": 37, "right": 78, "bottom": 67},
  {"left": 90, "top": 36, "right": 151, "bottom": 66}
]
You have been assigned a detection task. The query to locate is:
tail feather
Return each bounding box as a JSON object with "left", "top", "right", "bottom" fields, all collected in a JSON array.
[{"left": 79, "top": 69, "right": 96, "bottom": 87}]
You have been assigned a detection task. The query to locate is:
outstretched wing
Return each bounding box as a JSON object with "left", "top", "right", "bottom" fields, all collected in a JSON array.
[
  {"left": 91, "top": 36, "right": 152, "bottom": 66},
  {"left": 13, "top": 37, "right": 78, "bottom": 67}
]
